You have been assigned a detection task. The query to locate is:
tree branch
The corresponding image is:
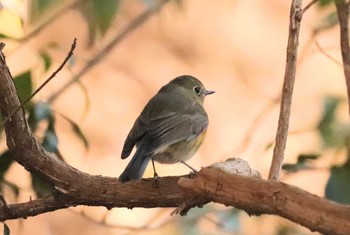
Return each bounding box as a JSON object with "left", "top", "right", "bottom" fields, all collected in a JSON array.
[
  {"left": 179, "top": 167, "right": 350, "bottom": 235},
  {"left": 269, "top": 0, "right": 303, "bottom": 180},
  {"left": 335, "top": 0, "right": 350, "bottom": 116}
]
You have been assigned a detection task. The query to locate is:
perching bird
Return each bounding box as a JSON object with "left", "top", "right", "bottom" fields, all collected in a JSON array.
[{"left": 119, "top": 75, "right": 214, "bottom": 182}]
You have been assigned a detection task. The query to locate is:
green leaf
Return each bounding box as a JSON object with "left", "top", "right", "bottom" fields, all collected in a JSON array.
[
  {"left": 13, "top": 71, "right": 33, "bottom": 106},
  {"left": 178, "top": 205, "right": 213, "bottom": 235},
  {"left": 282, "top": 153, "right": 319, "bottom": 173},
  {"left": 325, "top": 162, "right": 350, "bottom": 204},
  {"left": 42, "top": 116, "right": 58, "bottom": 153},
  {"left": 216, "top": 209, "right": 240, "bottom": 232},
  {"left": 80, "top": 0, "right": 119, "bottom": 43},
  {"left": 28, "top": 0, "right": 61, "bottom": 24},
  {"left": 56, "top": 112, "right": 89, "bottom": 149},
  {"left": 0, "top": 33, "right": 17, "bottom": 40},
  {"left": 317, "top": 96, "right": 350, "bottom": 148},
  {"left": 91, "top": 0, "right": 119, "bottom": 35},
  {"left": 313, "top": 11, "right": 338, "bottom": 34},
  {"left": 318, "top": 0, "right": 334, "bottom": 7},
  {"left": 264, "top": 142, "right": 274, "bottom": 151},
  {"left": 39, "top": 50, "right": 52, "bottom": 71},
  {"left": 3, "top": 223, "right": 10, "bottom": 235},
  {"left": 27, "top": 102, "right": 52, "bottom": 131},
  {"left": 30, "top": 173, "right": 53, "bottom": 198},
  {"left": 276, "top": 225, "right": 299, "bottom": 235},
  {"left": 297, "top": 153, "right": 319, "bottom": 162},
  {"left": 0, "top": 151, "right": 14, "bottom": 180},
  {"left": 282, "top": 163, "right": 313, "bottom": 173},
  {"left": 33, "top": 102, "right": 52, "bottom": 121}
]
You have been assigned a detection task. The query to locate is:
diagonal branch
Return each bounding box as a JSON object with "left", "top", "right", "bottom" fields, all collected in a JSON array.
[{"left": 268, "top": 0, "right": 303, "bottom": 180}]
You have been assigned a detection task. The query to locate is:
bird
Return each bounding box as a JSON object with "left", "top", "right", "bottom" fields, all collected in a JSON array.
[{"left": 119, "top": 75, "right": 214, "bottom": 182}]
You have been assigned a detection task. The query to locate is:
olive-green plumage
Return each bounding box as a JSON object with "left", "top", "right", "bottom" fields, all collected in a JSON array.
[{"left": 119, "top": 75, "right": 214, "bottom": 182}]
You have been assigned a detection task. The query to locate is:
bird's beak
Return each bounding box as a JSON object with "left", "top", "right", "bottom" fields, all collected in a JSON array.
[{"left": 205, "top": 90, "right": 215, "bottom": 95}]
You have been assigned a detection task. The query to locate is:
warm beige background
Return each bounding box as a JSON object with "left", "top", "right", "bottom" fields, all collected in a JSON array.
[{"left": 0, "top": 0, "right": 345, "bottom": 234}]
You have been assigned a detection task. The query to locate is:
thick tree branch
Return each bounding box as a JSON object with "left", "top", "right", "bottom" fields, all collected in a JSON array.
[
  {"left": 0, "top": 176, "right": 191, "bottom": 221},
  {"left": 179, "top": 167, "right": 350, "bottom": 235},
  {"left": 335, "top": 0, "right": 350, "bottom": 116},
  {"left": 269, "top": 0, "right": 302, "bottom": 180}
]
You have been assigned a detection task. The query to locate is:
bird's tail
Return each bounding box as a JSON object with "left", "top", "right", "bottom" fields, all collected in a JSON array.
[{"left": 119, "top": 152, "right": 151, "bottom": 182}]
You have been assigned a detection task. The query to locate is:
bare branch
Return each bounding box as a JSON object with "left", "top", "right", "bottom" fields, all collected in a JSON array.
[
  {"left": 302, "top": 0, "right": 318, "bottom": 14},
  {"left": 47, "top": 0, "right": 171, "bottom": 103},
  {"left": 269, "top": 0, "right": 303, "bottom": 180},
  {"left": 335, "top": 0, "right": 350, "bottom": 116},
  {"left": 0, "top": 38, "right": 77, "bottom": 128}
]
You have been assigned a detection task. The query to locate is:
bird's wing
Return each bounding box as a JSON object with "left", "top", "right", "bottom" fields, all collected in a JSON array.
[
  {"left": 121, "top": 117, "right": 145, "bottom": 159},
  {"left": 146, "top": 107, "right": 208, "bottom": 153}
]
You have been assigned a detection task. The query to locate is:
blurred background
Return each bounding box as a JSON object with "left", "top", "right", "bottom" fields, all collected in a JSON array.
[{"left": 0, "top": 0, "right": 348, "bottom": 234}]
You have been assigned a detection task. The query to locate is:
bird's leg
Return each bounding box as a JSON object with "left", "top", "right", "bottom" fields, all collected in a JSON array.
[
  {"left": 180, "top": 161, "right": 198, "bottom": 173},
  {"left": 151, "top": 159, "right": 159, "bottom": 179}
]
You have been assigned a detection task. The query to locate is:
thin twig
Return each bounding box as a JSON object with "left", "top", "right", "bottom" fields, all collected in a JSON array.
[
  {"left": 48, "top": 0, "right": 171, "bottom": 103},
  {"left": 0, "top": 38, "right": 77, "bottom": 128},
  {"left": 302, "top": 0, "right": 318, "bottom": 14},
  {"left": 268, "top": 0, "right": 303, "bottom": 180},
  {"left": 335, "top": 0, "right": 350, "bottom": 116},
  {"left": 315, "top": 41, "right": 343, "bottom": 66}
]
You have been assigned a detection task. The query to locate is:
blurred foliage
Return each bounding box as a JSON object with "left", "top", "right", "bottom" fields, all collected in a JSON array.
[
  {"left": 177, "top": 206, "right": 240, "bottom": 235},
  {"left": 313, "top": 11, "right": 338, "bottom": 35},
  {"left": 3, "top": 223, "right": 10, "bottom": 235},
  {"left": 276, "top": 225, "right": 307, "bottom": 235},
  {"left": 283, "top": 96, "right": 350, "bottom": 205},
  {"left": 79, "top": 0, "right": 120, "bottom": 44},
  {"left": 29, "top": 0, "right": 62, "bottom": 24},
  {"left": 13, "top": 71, "right": 33, "bottom": 108},
  {"left": 326, "top": 160, "right": 350, "bottom": 204},
  {"left": 216, "top": 209, "right": 240, "bottom": 233},
  {"left": 39, "top": 50, "right": 52, "bottom": 71},
  {"left": 317, "top": 96, "right": 350, "bottom": 148},
  {"left": 0, "top": 151, "right": 14, "bottom": 182},
  {"left": 318, "top": 0, "right": 334, "bottom": 7},
  {"left": 31, "top": 172, "right": 53, "bottom": 198},
  {"left": 282, "top": 154, "right": 319, "bottom": 173}
]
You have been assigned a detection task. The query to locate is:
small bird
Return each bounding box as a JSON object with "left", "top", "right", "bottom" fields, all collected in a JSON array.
[{"left": 119, "top": 75, "right": 214, "bottom": 182}]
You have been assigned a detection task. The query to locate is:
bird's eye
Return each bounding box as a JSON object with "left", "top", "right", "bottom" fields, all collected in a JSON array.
[{"left": 193, "top": 86, "right": 201, "bottom": 95}]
